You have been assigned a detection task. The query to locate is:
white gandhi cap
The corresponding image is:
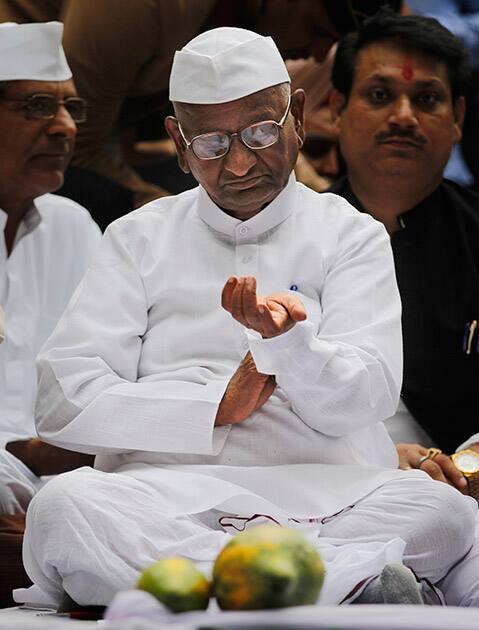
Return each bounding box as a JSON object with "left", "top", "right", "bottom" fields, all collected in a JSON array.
[
  {"left": 0, "top": 21, "right": 71, "bottom": 82},
  {"left": 169, "top": 27, "right": 290, "bottom": 104}
]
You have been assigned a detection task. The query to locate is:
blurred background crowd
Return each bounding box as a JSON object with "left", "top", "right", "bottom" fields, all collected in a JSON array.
[
  {"left": 1, "top": 1, "right": 477, "bottom": 230},
  {"left": 2, "top": 0, "right": 477, "bottom": 231},
  {"left": 0, "top": 0, "right": 438, "bottom": 229}
]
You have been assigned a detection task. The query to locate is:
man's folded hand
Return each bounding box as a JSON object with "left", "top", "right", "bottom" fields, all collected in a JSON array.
[{"left": 215, "top": 352, "right": 276, "bottom": 426}]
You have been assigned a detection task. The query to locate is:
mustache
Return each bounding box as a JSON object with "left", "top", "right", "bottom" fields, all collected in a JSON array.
[
  {"left": 41, "top": 142, "right": 71, "bottom": 150},
  {"left": 36, "top": 141, "right": 73, "bottom": 156},
  {"left": 375, "top": 129, "right": 427, "bottom": 145}
]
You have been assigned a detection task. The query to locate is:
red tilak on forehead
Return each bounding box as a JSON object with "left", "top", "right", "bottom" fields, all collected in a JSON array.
[{"left": 401, "top": 60, "right": 414, "bottom": 81}]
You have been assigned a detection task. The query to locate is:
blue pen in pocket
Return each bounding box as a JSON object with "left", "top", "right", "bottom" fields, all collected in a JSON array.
[{"left": 463, "top": 321, "right": 470, "bottom": 353}]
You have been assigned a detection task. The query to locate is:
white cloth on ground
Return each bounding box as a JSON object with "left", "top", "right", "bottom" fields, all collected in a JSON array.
[
  {"left": 22, "top": 466, "right": 476, "bottom": 606},
  {"left": 0, "top": 194, "right": 100, "bottom": 513}
]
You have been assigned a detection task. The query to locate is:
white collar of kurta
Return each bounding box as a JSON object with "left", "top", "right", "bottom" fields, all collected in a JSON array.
[
  {"left": 197, "top": 172, "right": 297, "bottom": 239},
  {"left": 0, "top": 203, "right": 42, "bottom": 250}
]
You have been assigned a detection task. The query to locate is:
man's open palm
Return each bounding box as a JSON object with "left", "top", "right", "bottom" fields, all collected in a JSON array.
[{"left": 221, "top": 275, "right": 306, "bottom": 338}]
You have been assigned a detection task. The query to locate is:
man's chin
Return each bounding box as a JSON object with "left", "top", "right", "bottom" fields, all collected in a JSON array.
[
  {"left": 219, "top": 191, "right": 277, "bottom": 219},
  {"left": 212, "top": 182, "right": 277, "bottom": 217},
  {"left": 30, "top": 170, "right": 66, "bottom": 195},
  {"left": 369, "top": 153, "right": 431, "bottom": 176}
]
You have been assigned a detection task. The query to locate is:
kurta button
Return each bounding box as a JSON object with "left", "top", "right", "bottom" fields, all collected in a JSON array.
[
  {"left": 242, "top": 256, "right": 251, "bottom": 263},
  {"left": 242, "top": 340, "right": 249, "bottom": 349},
  {"left": 239, "top": 226, "right": 248, "bottom": 235}
]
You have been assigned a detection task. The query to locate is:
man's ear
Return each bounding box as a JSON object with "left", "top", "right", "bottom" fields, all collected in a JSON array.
[
  {"left": 291, "top": 89, "right": 306, "bottom": 148},
  {"left": 329, "top": 88, "right": 347, "bottom": 130},
  {"left": 452, "top": 96, "right": 465, "bottom": 144},
  {"left": 164, "top": 116, "right": 191, "bottom": 174}
]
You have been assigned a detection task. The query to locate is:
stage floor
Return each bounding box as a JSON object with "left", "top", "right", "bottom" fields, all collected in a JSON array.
[{"left": 1, "top": 604, "right": 479, "bottom": 629}]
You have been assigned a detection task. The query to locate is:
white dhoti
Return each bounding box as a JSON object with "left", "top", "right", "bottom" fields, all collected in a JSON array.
[
  {"left": 23, "top": 464, "right": 476, "bottom": 607},
  {"left": 437, "top": 510, "right": 479, "bottom": 607}
]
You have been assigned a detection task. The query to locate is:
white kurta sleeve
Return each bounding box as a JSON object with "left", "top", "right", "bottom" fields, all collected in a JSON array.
[
  {"left": 35, "top": 222, "right": 230, "bottom": 456},
  {"left": 456, "top": 434, "right": 479, "bottom": 452},
  {"left": 247, "top": 216, "right": 402, "bottom": 436}
]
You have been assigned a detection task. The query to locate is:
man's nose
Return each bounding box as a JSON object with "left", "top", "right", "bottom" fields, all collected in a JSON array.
[
  {"left": 387, "top": 95, "right": 418, "bottom": 128},
  {"left": 46, "top": 104, "right": 77, "bottom": 139},
  {"left": 223, "top": 136, "right": 256, "bottom": 177}
]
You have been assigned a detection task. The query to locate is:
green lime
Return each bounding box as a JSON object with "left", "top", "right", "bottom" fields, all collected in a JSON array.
[{"left": 137, "top": 556, "right": 210, "bottom": 612}]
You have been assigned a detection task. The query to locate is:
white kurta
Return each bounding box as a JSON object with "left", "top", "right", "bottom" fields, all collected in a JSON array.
[
  {"left": 36, "top": 175, "right": 403, "bottom": 515},
  {"left": 0, "top": 194, "right": 101, "bottom": 444},
  {"left": 0, "top": 193, "right": 101, "bottom": 512}
]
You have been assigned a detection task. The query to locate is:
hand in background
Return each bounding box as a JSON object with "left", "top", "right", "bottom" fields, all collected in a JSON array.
[
  {"left": 396, "top": 442, "right": 468, "bottom": 494},
  {"left": 6, "top": 439, "right": 94, "bottom": 476}
]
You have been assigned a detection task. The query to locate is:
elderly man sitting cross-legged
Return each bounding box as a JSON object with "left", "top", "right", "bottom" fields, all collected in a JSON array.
[{"left": 22, "top": 27, "right": 476, "bottom": 609}]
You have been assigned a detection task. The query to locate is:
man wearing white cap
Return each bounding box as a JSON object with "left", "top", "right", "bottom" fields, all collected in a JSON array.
[
  {"left": 23, "top": 27, "right": 476, "bottom": 608},
  {"left": 0, "top": 22, "right": 100, "bottom": 518}
]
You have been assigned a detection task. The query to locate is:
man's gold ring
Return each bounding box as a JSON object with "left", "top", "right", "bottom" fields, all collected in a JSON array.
[{"left": 416, "top": 448, "right": 442, "bottom": 468}]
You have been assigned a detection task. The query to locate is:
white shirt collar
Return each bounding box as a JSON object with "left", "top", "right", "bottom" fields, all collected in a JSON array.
[
  {"left": 0, "top": 202, "right": 42, "bottom": 251},
  {"left": 196, "top": 172, "right": 297, "bottom": 240}
]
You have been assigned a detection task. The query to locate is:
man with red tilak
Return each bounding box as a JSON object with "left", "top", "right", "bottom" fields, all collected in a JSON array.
[{"left": 330, "top": 8, "right": 479, "bottom": 606}]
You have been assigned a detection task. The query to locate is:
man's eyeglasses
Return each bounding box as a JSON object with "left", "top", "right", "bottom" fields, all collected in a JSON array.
[
  {"left": 177, "top": 94, "right": 292, "bottom": 160},
  {"left": 3, "top": 93, "right": 88, "bottom": 123}
]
